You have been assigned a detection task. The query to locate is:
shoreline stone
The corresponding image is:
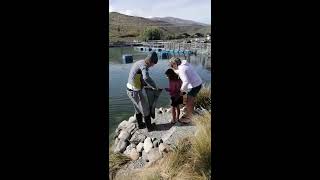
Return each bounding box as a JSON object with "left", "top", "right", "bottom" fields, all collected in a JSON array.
[
  {"left": 136, "top": 142, "right": 144, "bottom": 153},
  {"left": 143, "top": 137, "right": 153, "bottom": 153},
  {"left": 112, "top": 106, "right": 203, "bottom": 175},
  {"left": 118, "top": 130, "right": 131, "bottom": 140},
  {"left": 128, "top": 116, "right": 137, "bottom": 123}
]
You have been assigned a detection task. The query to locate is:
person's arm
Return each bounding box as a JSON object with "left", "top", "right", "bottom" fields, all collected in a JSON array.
[
  {"left": 141, "top": 66, "right": 157, "bottom": 89},
  {"left": 179, "top": 69, "right": 189, "bottom": 92}
]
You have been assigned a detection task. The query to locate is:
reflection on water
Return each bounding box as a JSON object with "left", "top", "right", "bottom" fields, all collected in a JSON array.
[
  {"left": 189, "top": 55, "right": 211, "bottom": 71},
  {"left": 108, "top": 47, "right": 212, "bottom": 141}
]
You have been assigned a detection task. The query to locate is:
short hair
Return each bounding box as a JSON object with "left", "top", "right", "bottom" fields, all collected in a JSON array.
[
  {"left": 145, "top": 51, "right": 158, "bottom": 64},
  {"left": 169, "top": 57, "right": 181, "bottom": 66}
]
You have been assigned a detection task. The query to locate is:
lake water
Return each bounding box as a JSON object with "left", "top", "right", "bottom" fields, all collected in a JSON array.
[{"left": 108, "top": 47, "right": 212, "bottom": 141}]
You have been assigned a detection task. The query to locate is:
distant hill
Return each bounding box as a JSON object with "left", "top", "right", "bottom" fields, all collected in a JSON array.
[
  {"left": 150, "top": 17, "right": 208, "bottom": 26},
  {"left": 109, "top": 12, "right": 211, "bottom": 42}
]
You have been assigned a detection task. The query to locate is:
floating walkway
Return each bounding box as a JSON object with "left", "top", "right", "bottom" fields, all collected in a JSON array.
[{"left": 134, "top": 40, "right": 211, "bottom": 57}]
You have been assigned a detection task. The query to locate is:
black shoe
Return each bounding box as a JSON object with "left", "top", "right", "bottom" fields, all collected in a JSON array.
[
  {"left": 144, "top": 115, "right": 154, "bottom": 132},
  {"left": 136, "top": 113, "right": 146, "bottom": 129}
]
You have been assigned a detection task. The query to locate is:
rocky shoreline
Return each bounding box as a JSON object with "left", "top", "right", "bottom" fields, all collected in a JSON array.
[{"left": 111, "top": 105, "right": 209, "bottom": 179}]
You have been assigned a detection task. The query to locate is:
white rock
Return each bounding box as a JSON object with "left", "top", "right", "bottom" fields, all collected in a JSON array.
[
  {"left": 159, "top": 143, "right": 169, "bottom": 156},
  {"left": 124, "top": 143, "right": 134, "bottom": 151},
  {"left": 118, "top": 120, "right": 128, "bottom": 129},
  {"left": 114, "top": 138, "right": 119, "bottom": 147},
  {"left": 143, "top": 137, "right": 153, "bottom": 153},
  {"left": 128, "top": 116, "right": 137, "bottom": 123},
  {"left": 124, "top": 122, "right": 136, "bottom": 134},
  {"left": 118, "top": 130, "right": 131, "bottom": 140},
  {"left": 142, "top": 150, "right": 148, "bottom": 161},
  {"left": 114, "top": 139, "right": 128, "bottom": 153},
  {"left": 146, "top": 148, "right": 162, "bottom": 163},
  {"left": 167, "top": 108, "right": 172, "bottom": 113},
  {"left": 130, "top": 127, "right": 139, "bottom": 135},
  {"left": 128, "top": 148, "right": 139, "bottom": 160},
  {"left": 136, "top": 142, "right": 144, "bottom": 153},
  {"left": 123, "top": 144, "right": 139, "bottom": 161},
  {"left": 115, "top": 127, "right": 121, "bottom": 135},
  {"left": 159, "top": 107, "right": 163, "bottom": 111}
]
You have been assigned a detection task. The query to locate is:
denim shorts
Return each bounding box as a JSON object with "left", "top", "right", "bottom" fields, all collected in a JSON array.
[{"left": 187, "top": 84, "right": 202, "bottom": 97}]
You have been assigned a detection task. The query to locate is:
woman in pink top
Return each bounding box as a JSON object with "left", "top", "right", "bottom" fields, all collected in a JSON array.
[
  {"left": 169, "top": 57, "right": 203, "bottom": 123},
  {"left": 165, "top": 68, "right": 183, "bottom": 124}
]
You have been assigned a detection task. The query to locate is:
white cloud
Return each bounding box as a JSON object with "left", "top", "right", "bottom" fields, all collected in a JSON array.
[
  {"left": 109, "top": 5, "right": 114, "bottom": 12},
  {"left": 121, "top": 9, "right": 134, "bottom": 16}
]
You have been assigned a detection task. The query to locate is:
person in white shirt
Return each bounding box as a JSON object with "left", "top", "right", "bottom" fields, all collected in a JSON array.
[{"left": 169, "top": 57, "right": 203, "bottom": 123}]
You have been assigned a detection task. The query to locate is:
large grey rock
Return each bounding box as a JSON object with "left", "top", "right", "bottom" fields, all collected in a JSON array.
[
  {"left": 143, "top": 137, "right": 153, "bottom": 153},
  {"left": 114, "top": 139, "right": 129, "bottom": 153},
  {"left": 128, "top": 116, "right": 137, "bottom": 123},
  {"left": 136, "top": 142, "right": 144, "bottom": 153},
  {"left": 124, "top": 122, "right": 136, "bottom": 134},
  {"left": 118, "top": 130, "right": 131, "bottom": 140},
  {"left": 130, "top": 132, "right": 147, "bottom": 145}
]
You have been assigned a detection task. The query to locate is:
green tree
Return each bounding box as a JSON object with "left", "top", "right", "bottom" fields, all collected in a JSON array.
[
  {"left": 166, "top": 34, "right": 176, "bottom": 40},
  {"left": 182, "top": 33, "right": 191, "bottom": 38},
  {"left": 140, "top": 27, "right": 163, "bottom": 41},
  {"left": 194, "top": 33, "right": 204, "bottom": 37}
]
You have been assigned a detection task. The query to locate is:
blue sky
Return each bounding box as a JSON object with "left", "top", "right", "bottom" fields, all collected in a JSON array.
[{"left": 109, "top": 0, "right": 211, "bottom": 24}]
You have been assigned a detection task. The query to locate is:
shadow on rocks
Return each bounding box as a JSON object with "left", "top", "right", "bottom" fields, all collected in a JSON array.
[{"left": 152, "top": 123, "right": 174, "bottom": 131}]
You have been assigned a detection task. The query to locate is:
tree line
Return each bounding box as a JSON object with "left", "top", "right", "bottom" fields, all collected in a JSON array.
[{"left": 140, "top": 27, "right": 210, "bottom": 41}]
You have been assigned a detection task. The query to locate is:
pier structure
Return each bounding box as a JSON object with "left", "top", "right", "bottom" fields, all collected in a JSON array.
[{"left": 136, "top": 40, "right": 211, "bottom": 57}]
